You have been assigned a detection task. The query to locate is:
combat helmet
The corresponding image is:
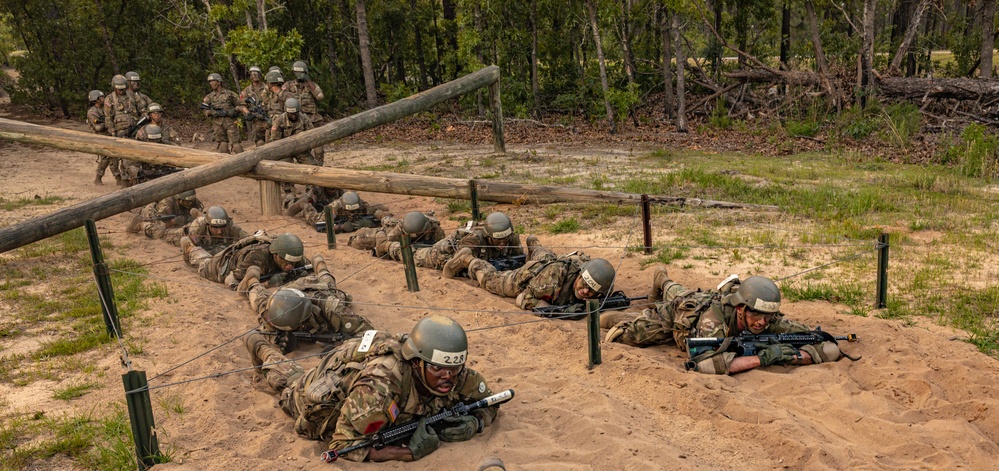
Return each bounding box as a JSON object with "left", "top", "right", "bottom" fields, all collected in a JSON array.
[
  {"left": 339, "top": 192, "right": 361, "bottom": 211},
  {"left": 125, "top": 71, "right": 140, "bottom": 82},
  {"left": 88, "top": 90, "right": 104, "bottom": 102},
  {"left": 177, "top": 189, "right": 197, "bottom": 200},
  {"left": 729, "top": 275, "right": 781, "bottom": 313},
  {"left": 147, "top": 102, "right": 164, "bottom": 114},
  {"left": 483, "top": 212, "right": 514, "bottom": 239},
  {"left": 111, "top": 74, "right": 127, "bottom": 90},
  {"left": 265, "top": 70, "right": 283, "bottom": 85},
  {"left": 401, "top": 211, "right": 431, "bottom": 235},
  {"left": 249, "top": 65, "right": 262, "bottom": 75},
  {"left": 143, "top": 124, "right": 162, "bottom": 140},
  {"left": 268, "top": 66, "right": 282, "bottom": 73},
  {"left": 207, "top": 73, "right": 223, "bottom": 83},
  {"left": 270, "top": 233, "right": 304, "bottom": 263},
  {"left": 206, "top": 206, "right": 230, "bottom": 228},
  {"left": 292, "top": 60, "right": 308, "bottom": 79},
  {"left": 264, "top": 288, "right": 311, "bottom": 330},
  {"left": 579, "top": 258, "right": 615, "bottom": 296},
  {"left": 402, "top": 316, "right": 468, "bottom": 396},
  {"left": 284, "top": 97, "right": 301, "bottom": 113}
]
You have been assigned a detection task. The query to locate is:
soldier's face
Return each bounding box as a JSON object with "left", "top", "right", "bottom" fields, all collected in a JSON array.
[
  {"left": 130, "top": 81, "right": 140, "bottom": 91},
  {"left": 288, "top": 112, "right": 299, "bottom": 122},
  {"left": 208, "top": 225, "right": 225, "bottom": 237},
  {"left": 422, "top": 361, "right": 462, "bottom": 395},
  {"left": 209, "top": 80, "right": 220, "bottom": 90},
  {"left": 96, "top": 97, "right": 104, "bottom": 107},
  {"left": 273, "top": 254, "right": 294, "bottom": 272},
  {"left": 573, "top": 277, "right": 599, "bottom": 299},
  {"left": 150, "top": 112, "right": 162, "bottom": 123},
  {"left": 738, "top": 306, "right": 773, "bottom": 334},
  {"left": 251, "top": 71, "right": 261, "bottom": 81}
]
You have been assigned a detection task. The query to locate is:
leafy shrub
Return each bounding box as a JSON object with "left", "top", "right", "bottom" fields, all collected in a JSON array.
[{"left": 936, "top": 123, "right": 999, "bottom": 179}]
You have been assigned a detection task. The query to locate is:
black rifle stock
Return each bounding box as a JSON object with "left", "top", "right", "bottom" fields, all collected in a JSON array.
[
  {"left": 684, "top": 328, "right": 859, "bottom": 369},
  {"left": 315, "top": 214, "right": 379, "bottom": 233},
  {"left": 489, "top": 254, "right": 526, "bottom": 272},
  {"left": 124, "top": 115, "right": 150, "bottom": 138},
  {"left": 259, "top": 263, "right": 313, "bottom": 283},
  {"left": 532, "top": 291, "right": 645, "bottom": 319},
  {"left": 199, "top": 102, "right": 237, "bottom": 118},
  {"left": 244, "top": 97, "right": 271, "bottom": 124},
  {"left": 321, "top": 389, "right": 515, "bottom": 462}
]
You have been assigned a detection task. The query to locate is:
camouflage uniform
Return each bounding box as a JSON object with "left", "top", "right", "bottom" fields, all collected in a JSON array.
[
  {"left": 261, "top": 85, "right": 294, "bottom": 140},
  {"left": 606, "top": 276, "right": 841, "bottom": 374},
  {"left": 180, "top": 216, "right": 249, "bottom": 255},
  {"left": 242, "top": 256, "right": 372, "bottom": 337},
  {"left": 283, "top": 79, "right": 326, "bottom": 163},
  {"left": 125, "top": 125, "right": 182, "bottom": 184},
  {"left": 283, "top": 185, "right": 344, "bottom": 218},
  {"left": 203, "top": 87, "right": 243, "bottom": 153},
  {"left": 130, "top": 195, "right": 204, "bottom": 243},
  {"left": 248, "top": 331, "right": 498, "bottom": 462},
  {"left": 104, "top": 90, "right": 141, "bottom": 137},
  {"left": 128, "top": 89, "right": 152, "bottom": 118},
  {"left": 240, "top": 81, "right": 268, "bottom": 146},
  {"left": 88, "top": 102, "right": 120, "bottom": 181},
  {"left": 467, "top": 247, "right": 592, "bottom": 310},
  {"left": 383, "top": 222, "right": 523, "bottom": 270},
  {"left": 185, "top": 235, "right": 310, "bottom": 288},
  {"left": 268, "top": 111, "right": 317, "bottom": 165},
  {"left": 308, "top": 198, "right": 391, "bottom": 233}
]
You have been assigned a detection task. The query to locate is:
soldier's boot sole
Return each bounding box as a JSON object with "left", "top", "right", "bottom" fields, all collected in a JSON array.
[
  {"left": 443, "top": 247, "right": 475, "bottom": 279},
  {"left": 126, "top": 213, "right": 143, "bottom": 234},
  {"left": 244, "top": 330, "right": 271, "bottom": 374},
  {"left": 648, "top": 266, "right": 670, "bottom": 304}
]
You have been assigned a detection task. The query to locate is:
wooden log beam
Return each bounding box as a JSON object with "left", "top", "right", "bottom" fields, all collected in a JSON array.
[
  {"left": 0, "top": 66, "right": 502, "bottom": 253},
  {"left": 878, "top": 77, "right": 999, "bottom": 101}
]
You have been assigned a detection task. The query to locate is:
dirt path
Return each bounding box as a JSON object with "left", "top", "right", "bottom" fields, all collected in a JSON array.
[{"left": 1, "top": 115, "right": 998, "bottom": 470}]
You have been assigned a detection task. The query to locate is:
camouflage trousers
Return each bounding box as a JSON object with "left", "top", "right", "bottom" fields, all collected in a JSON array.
[
  {"left": 137, "top": 205, "right": 191, "bottom": 242},
  {"left": 248, "top": 120, "right": 267, "bottom": 147},
  {"left": 347, "top": 227, "right": 386, "bottom": 251},
  {"left": 310, "top": 116, "right": 325, "bottom": 165},
  {"left": 186, "top": 245, "right": 230, "bottom": 284},
  {"left": 212, "top": 120, "right": 242, "bottom": 154},
  {"left": 469, "top": 246, "right": 557, "bottom": 298},
  {"left": 383, "top": 239, "right": 456, "bottom": 270},
  {"left": 247, "top": 336, "right": 305, "bottom": 395},
  {"left": 608, "top": 280, "right": 691, "bottom": 348},
  {"left": 96, "top": 155, "right": 122, "bottom": 178}
]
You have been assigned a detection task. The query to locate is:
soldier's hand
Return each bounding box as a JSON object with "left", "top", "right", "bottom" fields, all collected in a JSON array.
[
  {"left": 267, "top": 273, "right": 287, "bottom": 287},
  {"left": 407, "top": 418, "right": 439, "bottom": 460},
  {"left": 434, "top": 416, "right": 481, "bottom": 443},
  {"left": 756, "top": 343, "right": 799, "bottom": 367}
]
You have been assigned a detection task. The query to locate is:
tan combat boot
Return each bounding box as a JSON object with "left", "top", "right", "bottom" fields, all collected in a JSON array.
[
  {"left": 126, "top": 213, "right": 143, "bottom": 233},
  {"left": 525, "top": 234, "right": 541, "bottom": 259},
  {"left": 647, "top": 266, "right": 670, "bottom": 304},
  {"left": 443, "top": 247, "right": 476, "bottom": 279},
  {"left": 244, "top": 330, "right": 271, "bottom": 373},
  {"left": 179, "top": 236, "right": 194, "bottom": 264},
  {"left": 285, "top": 198, "right": 307, "bottom": 217},
  {"left": 375, "top": 239, "right": 397, "bottom": 257},
  {"left": 94, "top": 175, "right": 103, "bottom": 185}
]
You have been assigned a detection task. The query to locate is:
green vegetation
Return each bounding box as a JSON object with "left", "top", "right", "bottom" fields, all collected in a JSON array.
[{"left": 0, "top": 195, "right": 66, "bottom": 211}]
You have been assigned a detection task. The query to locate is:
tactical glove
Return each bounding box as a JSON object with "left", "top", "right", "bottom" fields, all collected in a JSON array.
[
  {"left": 434, "top": 415, "right": 482, "bottom": 442},
  {"left": 407, "top": 418, "right": 440, "bottom": 460},
  {"left": 267, "top": 273, "right": 287, "bottom": 287},
  {"left": 756, "top": 343, "right": 799, "bottom": 367}
]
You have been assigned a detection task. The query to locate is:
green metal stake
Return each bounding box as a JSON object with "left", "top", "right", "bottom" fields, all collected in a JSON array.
[
  {"left": 468, "top": 179, "right": 480, "bottom": 222},
  {"left": 324, "top": 205, "right": 336, "bottom": 249},
  {"left": 400, "top": 234, "right": 420, "bottom": 292},
  {"left": 875, "top": 233, "right": 889, "bottom": 309},
  {"left": 587, "top": 299, "right": 602, "bottom": 369},
  {"left": 85, "top": 219, "right": 121, "bottom": 338},
  {"left": 123, "top": 370, "right": 160, "bottom": 470}
]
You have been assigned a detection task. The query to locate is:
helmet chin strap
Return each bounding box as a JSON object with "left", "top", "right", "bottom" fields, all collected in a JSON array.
[{"left": 414, "top": 359, "right": 452, "bottom": 397}]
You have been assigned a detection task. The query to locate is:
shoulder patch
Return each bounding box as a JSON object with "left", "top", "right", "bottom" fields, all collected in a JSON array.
[
  {"left": 478, "top": 381, "right": 486, "bottom": 394},
  {"left": 387, "top": 400, "right": 400, "bottom": 422},
  {"left": 357, "top": 330, "right": 378, "bottom": 353}
]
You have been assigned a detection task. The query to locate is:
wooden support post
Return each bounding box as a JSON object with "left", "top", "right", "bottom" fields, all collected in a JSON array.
[
  {"left": 489, "top": 78, "right": 505, "bottom": 153},
  {"left": 469, "top": 179, "right": 480, "bottom": 222},
  {"left": 123, "top": 371, "right": 160, "bottom": 469},
  {"left": 400, "top": 234, "right": 420, "bottom": 292},
  {"left": 85, "top": 219, "right": 121, "bottom": 338},
  {"left": 260, "top": 181, "right": 283, "bottom": 216},
  {"left": 324, "top": 205, "right": 337, "bottom": 249},
  {"left": 586, "top": 299, "right": 602, "bottom": 369},
  {"left": 641, "top": 194, "right": 653, "bottom": 255},
  {"left": 876, "top": 233, "right": 889, "bottom": 309}
]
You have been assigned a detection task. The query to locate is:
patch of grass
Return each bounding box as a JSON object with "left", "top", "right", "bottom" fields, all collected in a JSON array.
[
  {"left": 158, "top": 394, "right": 186, "bottom": 416},
  {"left": 53, "top": 382, "right": 99, "bottom": 401},
  {"left": 946, "top": 287, "right": 999, "bottom": 357},
  {"left": 549, "top": 218, "right": 581, "bottom": 234},
  {"left": 781, "top": 280, "right": 866, "bottom": 309},
  {"left": 0, "top": 195, "right": 66, "bottom": 211}
]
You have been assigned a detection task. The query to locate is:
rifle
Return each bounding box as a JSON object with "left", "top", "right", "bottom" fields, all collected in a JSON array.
[
  {"left": 143, "top": 214, "right": 177, "bottom": 222},
  {"left": 243, "top": 97, "right": 271, "bottom": 124},
  {"left": 261, "top": 330, "right": 350, "bottom": 353},
  {"left": 259, "top": 263, "right": 313, "bottom": 283},
  {"left": 489, "top": 254, "right": 526, "bottom": 272},
  {"left": 124, "top": 115, "right": 150, "bottom": 138},
  {"left": 532, "top": 290, "right": 646, "bottom": 320},
  {"left": 136, "top": 165, "right": 182, "bottom": 182},
  {"left": 684, "top": 328, "right": 859, "bottom": 370},
  {"left": 321, "top": 389, "right": 515, "bottom": 462},
  {"left": 199, "top": 102, "right": 237, "bottom": 118},
  {"left": 315, "top": 214, "right": 379, "bottom": 233}
]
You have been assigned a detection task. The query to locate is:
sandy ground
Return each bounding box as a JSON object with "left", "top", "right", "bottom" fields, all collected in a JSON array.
[{"left": 2, "top": 114, "right": 999, "bottom": 471}]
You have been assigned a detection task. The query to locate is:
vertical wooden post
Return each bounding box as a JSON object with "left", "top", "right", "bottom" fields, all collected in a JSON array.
[
  {"left": 400, "top": 234, "right": 420, "bottom": 292},
  {"left": 488, "top": 78, "right": 506, "bottom": 153},
  {"left": 123, "top": 371, "right": 160, "bottom": 469},
  {"left": 469, "top": 179, "right": 480, "bottom": 222},
  {"left": 324, "top": 205, "right": 337, "bottom": 249},
  {"left": 586, "top": 299, "right": 602, "bottom": 369},
  {"left": 876, "top": 233, "right": 889, "bottom": 309},
  {"left": 641, "top": 194, "right": 653, "bottom": 255},
  {"left": 85, "top": 219, "right": 121, "bottom": 338},
  {"left": 260, "top": 181, "right": 283, "bottom": 215}
]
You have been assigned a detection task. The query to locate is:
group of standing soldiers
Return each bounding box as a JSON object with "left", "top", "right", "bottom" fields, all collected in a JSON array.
[{"left": 85, "top": 61, "right": 325, "bottom": 186}]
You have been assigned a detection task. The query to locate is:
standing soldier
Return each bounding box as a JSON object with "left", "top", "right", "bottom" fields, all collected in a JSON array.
[
  {"left": 145, "top": 102, "right": 180, "bottom": 145},
  {"left": 240, "top": 65, "right": 268, "bottom": 148},
  {"left": 125, "top": 71, "right": 151, "bottom": 118},
  {"left": 268, "top": 98, "right": 316, "bottom": 193},
  {"left": 104, "top": 74, "right": 142, "bottom": 185},
  {"left": 284, "top": 60, "right": 326, "bottom": 164},
  {"left": 262, "top": 70, "right": 292, "bottom": 123},
  {"left": 87, "top": 90, "right": 120, "bottom": 186},
  {"left": 202, "top": 73, "right": 246, "bottom": 154}
]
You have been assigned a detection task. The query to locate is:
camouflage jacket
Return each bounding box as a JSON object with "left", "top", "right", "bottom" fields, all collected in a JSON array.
[
  {"left": 268, "top": 112, "right": 314, "bottom": 142},
  {"left": 138, "top": 195, "right": 204, "bottom": 227},
  {"left": 104, "top": 90, "right": 140, "bottom": 134},
  {"left": 245, "top": 271, "right": 368, "bottom": 335},
  {"left": 186, "top": 217, "right": 248, "bottom": 255},
  {"left": 135, "top": 123, "right": 181, "bottom": 146},
  {"left": 128, "top": 90, "right": 152, "bottom": 117},
  {"left": 690, "top": 294, "right": 810, "bottom": 339},
  {"left": 223, "top": 240, "right": 310, "bottom": 284},
  {"left": 447, "top": 224, "right": 524, "bottom": 261},
  {"left": 282, "top": 79, "right": 324, "bottom": 116},
  {"left": 87, "top": 105, "right": 107, "bottom": 134},
  {"left": 240, "top": 81, "right": 267, "bottom": 102},
  {"left": 262, "top": 87, "right": 295, "bottom": 121},
  {"left": 383, "top": 213, "right": 445, "bottom": 247},
  {"left": 203, "top": 88, "right": 241, "bottom": 125},
  {"left": 512, "top": 254, "right": 589, "bottom": 310},
  {"left": 281, "top": 331, "right": 498, "bottom": 461}
]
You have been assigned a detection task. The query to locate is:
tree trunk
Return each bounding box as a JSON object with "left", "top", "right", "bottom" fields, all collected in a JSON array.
[
  {"left": 474, "top": 1, "right": 484, "bottom": 114},
  {"left": 530, "top": 0, "right": 541, "bottom": 119},
  {"left": 672, "top": 13, "right": 687, "bottom": 132},
  {"left": 780, "top": 1, "right": 790, "bottom": 70},
  {"left": 586, "top": 0, "right": 616, "bottom": 133},
  {"left": 356, "top": 0, "right": 378, "bottom": 108},
  {"left": 93, "top": 0, "right": 120, "bottom": 73},
  {"left": 658, "top": 5, "right": 675, "bottom": 119},
  {"left": 889, "top": 0, "right": 931, "bottom": 74},
  {"left": 803, "top": 0, "right": 838, "bottom": 107},
  {"left": 201, "top": 0, "right": 241, "bottom": 89},
  {"left": 983, "top": 0, "right": 997, "bottom": 78},
  {"left": 412, "top": 0, "right": 429, "bottom": 90},
  {"left": 257, "top": 0, "right": 268, "bottom": 31},
  {"left": 617, "top": 0, "right": 640, "bottom": 126},
  {"left": 860, "top": 0, "right": 878, "bottom": 108}
]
